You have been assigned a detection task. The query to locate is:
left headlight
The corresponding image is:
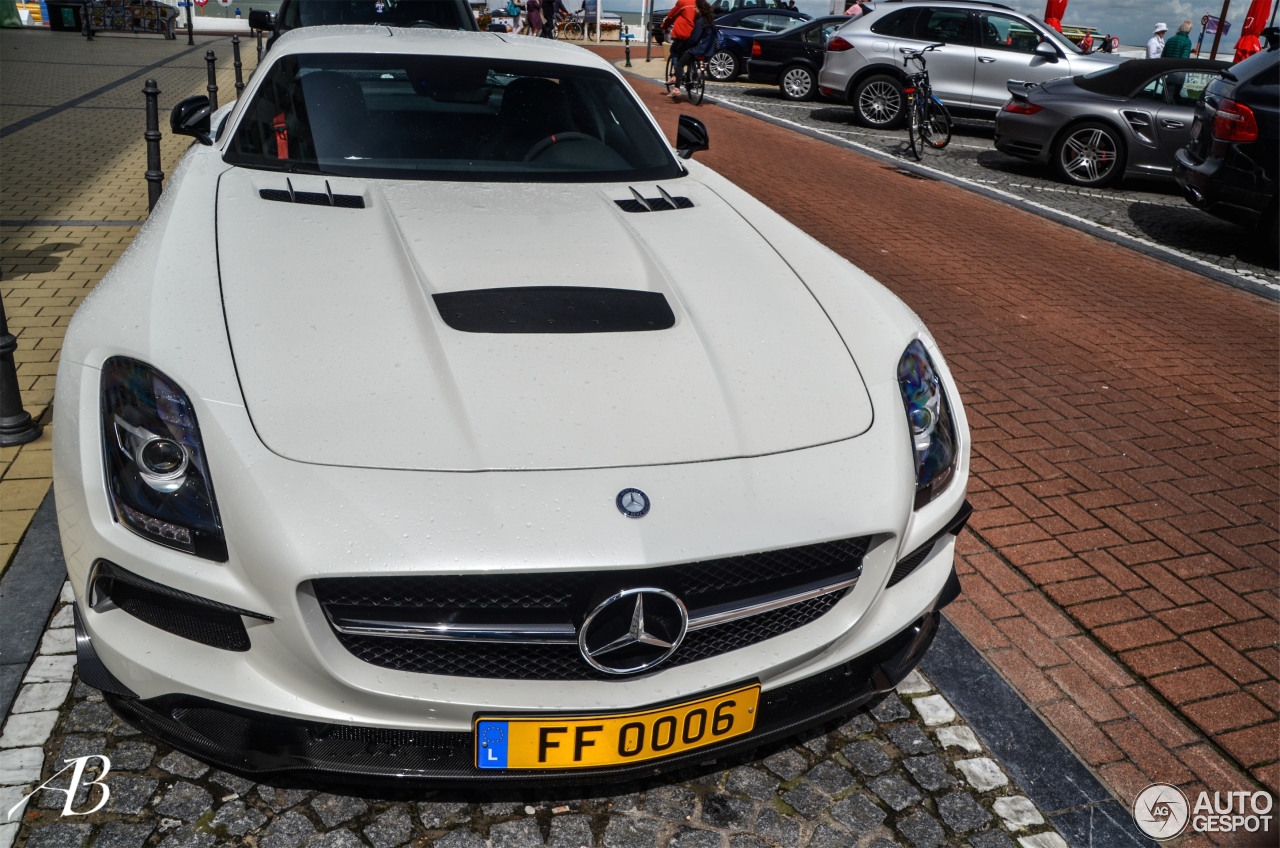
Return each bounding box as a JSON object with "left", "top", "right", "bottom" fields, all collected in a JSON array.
[
  {"left": 101, "top": 357, "right": 227, "bottom": 561},
  {"left": 897, "top": 340, "right": 958, "bottom": 510}
]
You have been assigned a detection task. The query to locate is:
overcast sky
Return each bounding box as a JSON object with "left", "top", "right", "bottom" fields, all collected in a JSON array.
[{"left": 626, "top": 0, "right": 1269, "bottom": 51}]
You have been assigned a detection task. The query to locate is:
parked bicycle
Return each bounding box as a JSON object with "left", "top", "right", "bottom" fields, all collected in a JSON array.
[{"left": 900, "top": 43, "right": 952, "bottom": 161}]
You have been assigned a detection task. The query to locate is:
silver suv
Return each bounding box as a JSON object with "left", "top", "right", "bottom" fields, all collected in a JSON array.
[{"left": 818, "top": 0, "right": 1124, "bottom": 127}]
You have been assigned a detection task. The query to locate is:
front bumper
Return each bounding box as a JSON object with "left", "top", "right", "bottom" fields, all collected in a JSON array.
[{"left": 96, "top": 580, "right": 956, "bottom": 785}]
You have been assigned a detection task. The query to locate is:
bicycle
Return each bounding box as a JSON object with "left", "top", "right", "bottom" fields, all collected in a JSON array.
[
  {"left": 560, "top": 13, "right": 584, "bottom": 39},
  {"left": 664, "top": 45, "right": 706, "bottom": 105},
  {"left": 900, "top": 43, "right": 952, "bottom": 161}
]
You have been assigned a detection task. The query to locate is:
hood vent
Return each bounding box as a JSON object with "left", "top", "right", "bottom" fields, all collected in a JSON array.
[
  {"left": 615, "top": 185, "right": 694, "bottom": 213},
  {"left": 260, "top": 179, "right": 365, "bottom": 209},
  {"left": 433, "top": 286, "right": 675, "bottom": 333}
]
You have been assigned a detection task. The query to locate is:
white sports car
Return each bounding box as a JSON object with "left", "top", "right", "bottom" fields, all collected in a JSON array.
[{"left": 54, "top": 26, "right": 971, "bottom": 783}]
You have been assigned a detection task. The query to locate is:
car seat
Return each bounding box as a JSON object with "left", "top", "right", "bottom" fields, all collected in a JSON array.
[{"left": 479, "top": 77, "right": 577, "bottom": 160}]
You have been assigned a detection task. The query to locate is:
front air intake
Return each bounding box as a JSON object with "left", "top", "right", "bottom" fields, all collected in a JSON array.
[
  {"left": 433, "top": 286, "right": 676, "bottom": 333},
  {"left": 614, "top": 186, "right": 694, "bottom": 213},
  {"left": 259, "top": 178, "right": 365, "bottom": 208}
]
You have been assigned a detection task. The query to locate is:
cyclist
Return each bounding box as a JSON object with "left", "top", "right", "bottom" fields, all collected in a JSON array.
[
  {"left": 667, "top": 0, "right": 716, "bottom": 99},
  {"left": 662, "top": 0, "right": 698, "bottom": 87}
]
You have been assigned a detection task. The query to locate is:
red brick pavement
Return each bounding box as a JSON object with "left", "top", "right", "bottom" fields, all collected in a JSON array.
[{"left": 613, "top": 58, "right": 1280, "bottom": 811}]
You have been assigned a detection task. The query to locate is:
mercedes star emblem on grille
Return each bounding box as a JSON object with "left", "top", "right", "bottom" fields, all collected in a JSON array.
[
  {"left": 579, "top": 588, "right": 688, "bottom": 674},
  {"left": 616, "top": 488, "right": 650, "bottom": 518}
]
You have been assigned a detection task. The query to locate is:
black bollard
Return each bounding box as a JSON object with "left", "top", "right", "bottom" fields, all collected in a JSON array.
[
  {"left": 625, "top": 35, "right": 631, "bottom": 67},
  {"left": 232, "top": 35, "right": 244, "bottom": 97},
  {"left": 0, "top": 287, "right": 43, "bottom": 448},
  {"left": 83, "top": 0, "right": 94, "bottom": 39},
  {"left": 205, "top": 50, "right": 219, "bottom": 112},
  {"left": 185, "top": 0, "right": 193, "bottom": 45},
  {"left": 256, "top": 30, "right": 263, "bottom": 62},
  {"left": 143, "top": 79, "right": 164, "bottom": 212}
]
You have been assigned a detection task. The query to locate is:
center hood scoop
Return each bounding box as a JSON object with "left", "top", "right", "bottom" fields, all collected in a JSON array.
[
  {"left": 434, "top": 287, "right": 675, "bottom": 333},
  {"left": 216, "top": 172, "right": 873, "bottom": 471}
]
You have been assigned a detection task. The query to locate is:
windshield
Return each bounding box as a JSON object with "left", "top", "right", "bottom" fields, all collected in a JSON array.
[
  {"left": 225, "top": 54, "right": 683, "bottom": 183},
  {"left": 282, "top": 0, "right": 475, "bottom": 31},
  {"left": 1034, "top": 18, "right": 1084, "bottom": 55}
]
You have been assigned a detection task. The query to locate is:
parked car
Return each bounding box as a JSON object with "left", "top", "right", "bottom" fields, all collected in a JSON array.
[
  {"left": 1175, "top": 35, "right": 1279, "bottom": 254},
  {"left": 747, "top": 16, "right": 849, "bottom": 100},
  {"left": 649, "top": 0, "right": 789, "bottom": 43},
  {"left": 706, "top": 8, "right": 810, "bottom": 81},
  {"left": 994, "top": 58, "right": 1230, "bottom": 187},
  {"left": 59, "top": 26, "right": 972, "bottom": 783},
  {"left": 818, "top": 0, "right": 1125, "bottom": 128},
  {"left": 250, "top": 0, "right": 478, "bottom": 49}
]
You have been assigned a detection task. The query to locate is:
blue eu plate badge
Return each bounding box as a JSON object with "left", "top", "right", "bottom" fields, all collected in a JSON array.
[{"left": 476, "top": 720, "right": 509, "bottom": 769}]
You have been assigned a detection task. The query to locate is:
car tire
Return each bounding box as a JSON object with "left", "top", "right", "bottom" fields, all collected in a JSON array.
[
  {"left": 1053, "top": 121, "right": 1125, "bottom": 188},
  {"left": 707, "top": 50, "right": 739, "bottom": 81},
  {"left": 780, "top": 65, "right": 816, "bottom": 101},
  {"left": 854, "top": 74, "right": 905, "bottom": 128}
]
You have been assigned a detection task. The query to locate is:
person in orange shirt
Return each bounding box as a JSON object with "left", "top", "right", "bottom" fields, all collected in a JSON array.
[{"left": 662, "top": 0, "right": 698, "bottom": 86}]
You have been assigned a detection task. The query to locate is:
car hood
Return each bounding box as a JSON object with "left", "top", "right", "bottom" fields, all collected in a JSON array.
[{"left": 216, "top": 170, "right": 872, "bottom": 471}]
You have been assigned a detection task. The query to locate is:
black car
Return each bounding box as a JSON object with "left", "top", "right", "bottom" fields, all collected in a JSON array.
[
  {"left": 1174, "top": 31, "right": 1279, "bottom": 253},
  {"left": 746, "top": 16, "right": 848, "bottom": 101},
  {"left": 649, "top": 0, "right": 790, "bottom": 44},
  {"left": 705, "top": 8, "right": 810, "bottom": 80},
  {"left": 251, "top": 0, "right": 478, "bottom": 49}
]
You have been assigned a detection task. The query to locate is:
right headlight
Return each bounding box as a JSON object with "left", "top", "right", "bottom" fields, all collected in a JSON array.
[
  {"left": 897, "top": 340, "right": 958, "bottom": 510},
  {"left": 100, "top": 357, "right": 227, "bottom": 561}
]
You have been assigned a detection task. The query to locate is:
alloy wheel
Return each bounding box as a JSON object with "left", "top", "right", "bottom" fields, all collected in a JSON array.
[
  {"left": 1058, "top": 127, "right": 1119, "bottom": 185},
  {"left": 782, "top": 67, "right": 814, "bottom": 101},
  {"left": 708, "top": 51, "right": 737, "bottom": 81},
  {"left": 858, "top": 80, "right": 901, "bottom": 125}
]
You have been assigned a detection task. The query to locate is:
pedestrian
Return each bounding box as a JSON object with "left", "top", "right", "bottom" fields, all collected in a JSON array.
[
  {"left": 526, "top": 0, "right": 542, "bottom": 34},
  {"left": 1147, "top": 22, "right": 1167, "bottom": 59},
  {"left": 787, "top": 0, "right": 797, "bottom": 9},
  {"left": 541, "top": 0, "right": 567, "bottom": 37},
  {"left": 1162, "top": 20, "right": 1193, "bottom": 58}
]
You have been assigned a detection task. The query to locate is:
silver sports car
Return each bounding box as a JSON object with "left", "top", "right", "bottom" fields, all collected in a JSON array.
[{"left": 994, "top": 58, "right": 1230, "bottom": 187}]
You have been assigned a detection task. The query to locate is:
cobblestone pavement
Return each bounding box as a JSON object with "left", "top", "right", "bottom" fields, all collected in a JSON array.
[
  {"left": 0, "top": 27, "right": 257, "bottom": 576},
  {"left": 3, "top": 586, "right": 1070, "bottom": 848},
  {"left": 619, "top": 59, "right": 1275, "bottom": 294}
]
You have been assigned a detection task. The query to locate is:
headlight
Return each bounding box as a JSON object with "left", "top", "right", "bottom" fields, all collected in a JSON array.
[
  {"left": 101, "top": 357, "right": 227, "bottom": 561},
  {"left": 897, "top": 340, "right": 958, "bottom": 510}
]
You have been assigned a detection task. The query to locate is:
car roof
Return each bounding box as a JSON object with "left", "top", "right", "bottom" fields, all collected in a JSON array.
[
  {"left": 269, "top": 25, "right": 613, "bottom": 71},
  {"left": 1072, "top": 57, "right": 1231, "bottom": 96},
  {"left": 875, "top": 0, "right": 1016, "bottom": 9}
]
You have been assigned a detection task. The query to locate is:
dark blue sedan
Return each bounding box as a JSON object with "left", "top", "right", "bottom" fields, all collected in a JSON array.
[{"left": 705, "top": 8, "right": 809, "bottom": 81}]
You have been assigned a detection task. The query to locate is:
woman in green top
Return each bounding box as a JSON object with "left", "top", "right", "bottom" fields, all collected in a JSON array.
[{"left": 1163, "top": 21, "right": 1194, "bottom": 58}]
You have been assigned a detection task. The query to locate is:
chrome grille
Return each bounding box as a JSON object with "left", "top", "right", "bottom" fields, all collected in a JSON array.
[{"left": 313, "top": 536, "right": 871, "bottom": 680}]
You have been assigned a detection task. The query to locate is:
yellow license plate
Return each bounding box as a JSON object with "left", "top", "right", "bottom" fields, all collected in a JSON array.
[{"left": 475, "top": 684, "right": 760, "bottom": 770}]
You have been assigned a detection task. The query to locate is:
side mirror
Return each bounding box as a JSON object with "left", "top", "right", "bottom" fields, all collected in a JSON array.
[
  {"left": 1034, "top": 40, "right": 1058, "bottom": 60},
  {"left": 676, "top": 114, "right": 709, "bottom": 160},
  {"left": 248, "top": 9, "right": 275, "bottom": 31},
  {"left": 171, "top": 95, "right": 213, "bottom": 146}
]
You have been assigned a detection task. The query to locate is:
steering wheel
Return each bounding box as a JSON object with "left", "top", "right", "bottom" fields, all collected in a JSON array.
[
  {"left": 523, "top": 132, "right": 597, "bottom": 162},
  {"left": 408, "top": 20, "right": 443, "bottom": 27}
]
